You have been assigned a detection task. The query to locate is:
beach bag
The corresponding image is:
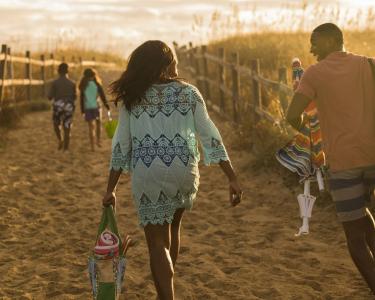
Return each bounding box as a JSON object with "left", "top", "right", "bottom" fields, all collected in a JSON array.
[
  {"left": 88, "top": 206, "right": 131, "bottom": 300},
  {"left": 104, "top": 111, "right": 118, "bottom": 139}
]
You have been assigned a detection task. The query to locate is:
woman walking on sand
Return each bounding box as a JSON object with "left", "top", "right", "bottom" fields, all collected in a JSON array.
[
  {"left": 102, "top": 40, "right": 243, "bottom": 300},
  {"left": 79, "top": 68, "right": 110, "bottom": 151}
]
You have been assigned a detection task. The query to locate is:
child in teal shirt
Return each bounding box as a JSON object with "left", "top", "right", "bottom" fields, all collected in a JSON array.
[{"left": 79, "top": 68, "right": 110, "bottom": 151}]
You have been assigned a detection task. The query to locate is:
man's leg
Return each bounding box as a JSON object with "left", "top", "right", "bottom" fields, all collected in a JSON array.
[
  {"left": 63, "top": 125, "right": 71, "bottom": 151},
  {"left": 365, "top": 209, "right": 375, "bottom": 256},
  {"left": 364, "top": 168, "right": 375, "bottom": 255},
  {"left": 52, "top": 105, "right": 63, "bottom": 149},
  {"left": 144, "top": 223, "right": 174, "bottom": 300},
  {"left": 170, "top": 208, "right": 185, "bottom": 267},
  {"left": 62, "top": 102, "right": 74, "bottom": 151},
  {"left": 343, "top": 217, "right": 375, "bottom": 293},
  {"left": 53, "top": 122, "right": 63, "bottom": 149},
  {"left": 330, "top": 168, "right": 375, "bottom": 294}
]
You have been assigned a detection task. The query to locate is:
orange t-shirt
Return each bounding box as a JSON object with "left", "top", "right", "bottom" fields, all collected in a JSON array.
[{"left": 296, "top": 51, "right": 375, "bottom": 172}]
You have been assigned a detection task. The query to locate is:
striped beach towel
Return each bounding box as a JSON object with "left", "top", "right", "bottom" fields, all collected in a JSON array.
[
  {"left": 276, "top": 59, "right": 325, "bottom": 180},
  {"left": 276, "top": 58, "right": 325, "bottom": 236}
]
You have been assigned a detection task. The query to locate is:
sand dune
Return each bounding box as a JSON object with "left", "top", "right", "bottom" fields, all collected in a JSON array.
[{"left": 0, "top": 84, "right": 373, "bottom": 299}]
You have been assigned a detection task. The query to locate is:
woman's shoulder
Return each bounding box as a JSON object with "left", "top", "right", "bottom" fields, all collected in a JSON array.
[
  {"left": 173, "top": 80, "right": 197, "bottom": 90},
  {"left": 146, "top": 80, "right": 203, "bottom": 102},
  {"left": 148, "top": 80, "right": 197, "bottom": 94},
  {"left": 169, "top": 81, "right": 202, "bottom": 97}
]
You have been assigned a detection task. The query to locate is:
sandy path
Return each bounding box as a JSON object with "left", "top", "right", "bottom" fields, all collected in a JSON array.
[{"left": 0, "top": 85, "right": 372, "bottom": 299}]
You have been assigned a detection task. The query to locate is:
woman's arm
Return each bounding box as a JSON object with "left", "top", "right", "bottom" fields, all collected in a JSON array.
[
  {"left": 102, "top": 169, "right": 122, "bottom": 206},
  {"left": 191, "top": 86, "right": 243, "bottom": 206},
  {"left": 219, "top": 160, "right": 237, "bottom": 181},
  {"left": 102, "top": 103, "right": 132, "bottom": 206},
  {"left": 98, "top": 84, "right": 110, "bottom": 110},
  {"left": 106, "top": 169, "right": 122, "bottom": 193},
  {"left": 219, "top": 160, "right": 242, "bottom": 206}
]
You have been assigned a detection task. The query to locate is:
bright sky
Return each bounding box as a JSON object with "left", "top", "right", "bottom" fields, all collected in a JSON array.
[{"left": 0, "top": 0, "right": 374, "bottom": 56}]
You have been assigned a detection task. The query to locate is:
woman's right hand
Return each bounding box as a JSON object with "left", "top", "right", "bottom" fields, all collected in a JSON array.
[
  {"left": 229, "top": 179, "right": 242, "bottom": 207},
  {"left": 102, "top": 191, "right": 116, "bottom": 207}
]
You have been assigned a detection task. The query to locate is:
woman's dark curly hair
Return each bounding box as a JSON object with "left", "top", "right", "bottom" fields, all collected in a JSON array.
[{"left": 110, "top": 40, "right": 177, "bottom": 111}]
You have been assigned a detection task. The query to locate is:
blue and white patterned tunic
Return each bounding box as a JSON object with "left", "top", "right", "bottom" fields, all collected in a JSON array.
[{"left": 110, "top": 81, "right": 229, "bottom": 226}]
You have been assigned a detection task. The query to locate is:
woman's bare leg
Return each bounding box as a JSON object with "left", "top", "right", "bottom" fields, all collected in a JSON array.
[
  {"left": 88, "top": 120, "right": 95, "bottom": 151},
  {"left": 95, "top": 118, "right": 102, "bottom": 147},
  {"left": 144, "top": 223, "right": 174, "bottom": 300},
  {"left": 170, "top": 208, "right": 185, "bottom": 267}
]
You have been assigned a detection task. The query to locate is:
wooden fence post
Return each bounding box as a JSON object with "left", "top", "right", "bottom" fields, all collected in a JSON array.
[
  {"left": 218, "top": 47, "right": 225, "bottom": 113},
  {"left": 185, "top": 42, "right": 194, "bottom": 70},
  {"left": 231, "top": 52, "right": 240, "bottom": 123},
  {"left": 50, "top": 53, "right": 55, "bottom": 80},
  {"left": 7, "top": 47, "right": 15, "bottom": 102},
  {"left": 193, "top": 47, "right": 202, "bottom": 91},
  {"left": 188, "top": 42, "right": 195, "bottom": 77},
  {"left": 40, "top": 54, "right": 47, "bottom": 97},
  {"left": 201, "top": 45, "right": 211, "bottom": 100},
  {"left": 250, "top": 59, "right": 261, "bottom": 127},
  {"left": 25, "top": 50, "right": 32, "bottom": 101},
  {"left": 0, "top": 44, "right": 7, "bottom": 108},
  {"left": 251, "top": 59, "right": 262, "bottom": 109},
  {"left": 172, "top": 41, "right": 180, "bottom": 64},
  {"left": 278, "top": 67, "right": 288, "bottom": 115}
]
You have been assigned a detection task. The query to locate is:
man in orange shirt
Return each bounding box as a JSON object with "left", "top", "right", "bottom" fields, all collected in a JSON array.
[{"left": 287, "top": 23, "right": 375, "bottom": 294}]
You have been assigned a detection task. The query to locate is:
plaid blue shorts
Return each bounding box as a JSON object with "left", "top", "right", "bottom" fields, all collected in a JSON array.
[
  {"left": 329, "top": 166, "right": 375, "bottom": 222},
  {"left": 53, "top": 99, "right": 75, "bottom": 128}
]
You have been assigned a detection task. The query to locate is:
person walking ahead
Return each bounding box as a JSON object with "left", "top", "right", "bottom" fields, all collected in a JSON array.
[
  {"left": 48, "top": 63, "right": 77, "bottom": 151},
  {"left": 79, "top": 68, "right": 110, "bottom": 151},
  {"left": 287, "top": 23, "right": 375, "bottom": 294},
  {"left": 102, "top": 40, "right": 243, "bottom": 300}
]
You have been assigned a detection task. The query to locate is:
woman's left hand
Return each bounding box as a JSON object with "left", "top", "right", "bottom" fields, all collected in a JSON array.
[
  {"left": 229, "top": 179, "right": 243, "bottom": 207},
  {"left": 102, "top": 191, "right": 116, "bottom": 207}
]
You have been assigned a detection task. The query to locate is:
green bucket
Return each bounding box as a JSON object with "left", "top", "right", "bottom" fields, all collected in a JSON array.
[{"left": 104, "top": 111, "right": 118, "bottom": 139}]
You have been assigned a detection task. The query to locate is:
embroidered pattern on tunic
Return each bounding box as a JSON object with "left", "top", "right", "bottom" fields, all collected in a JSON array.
[
  {"left": 133, "top": 134, "right": 193, "bottom": 168},
  {"left": 208, "top": 137, "right": 228, "bottom": 163},
  {"left": 111, "top": 142, "right": 132, "bottom": 171},
  {"left": 138, "top": 191, "right": 185, "bottom": 225},
  {"left": 131, "top": 86, "right": 196, "bottom": 119}
]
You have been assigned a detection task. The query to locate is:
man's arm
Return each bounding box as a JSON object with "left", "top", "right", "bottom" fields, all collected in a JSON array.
[
  {"left": 47, "top": 81, "right": 55, "bottom": 101},
  {"left": 286, "top": 92, "right": 312, "bottom": 130}
]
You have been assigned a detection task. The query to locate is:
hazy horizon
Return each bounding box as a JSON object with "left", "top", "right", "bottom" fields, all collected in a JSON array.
[{"left": 0, "top": 0, "right": 374, "bottom": 57}]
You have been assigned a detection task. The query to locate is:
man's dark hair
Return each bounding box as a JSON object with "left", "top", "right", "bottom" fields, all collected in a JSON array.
[
  {"left": 313, "top": 23, "right": 343, "bottom": 45},
  {"left": 58, "top": 63, "right": 69, "bottom": 75}
]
